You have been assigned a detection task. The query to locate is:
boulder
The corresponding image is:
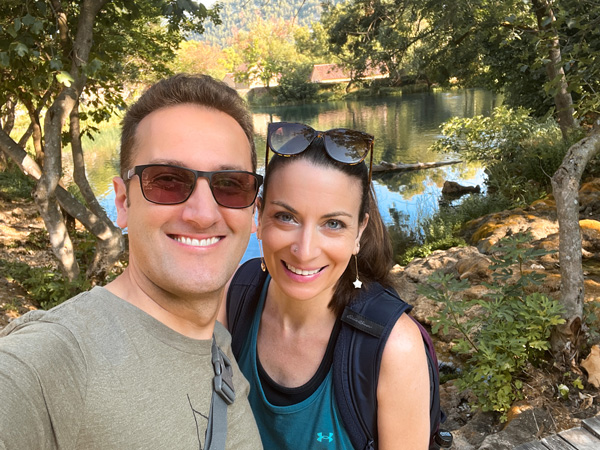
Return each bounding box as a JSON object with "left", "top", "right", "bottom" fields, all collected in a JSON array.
[{"left": 442, "top": 180, "right": 481, "bottom": 197}]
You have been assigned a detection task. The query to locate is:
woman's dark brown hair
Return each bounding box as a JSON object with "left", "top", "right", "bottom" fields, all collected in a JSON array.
[{"left": 260, "top": 138, "right": 394, "bottom": 316}]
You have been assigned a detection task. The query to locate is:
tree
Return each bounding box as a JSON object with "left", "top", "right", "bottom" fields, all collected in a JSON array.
[
  {"left": 551, "top": 129, "right": 600, "bottom": 363},
  {"left": 0, "top": 0, "right": 219, "bottom": 281},
  {"left": 170, "top": 40, "right": 228, "bottom": 80},
  {"left": 226, "top": 17, "right": 302, "bottom": 88}
]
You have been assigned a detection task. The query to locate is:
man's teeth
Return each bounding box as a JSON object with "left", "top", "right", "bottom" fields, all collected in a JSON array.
[
  {"left": 174, "top": 236, "right": 220, "bottom": 247},
  {"left": 285, "top": 262, "right": 320, "bottom": 276}
]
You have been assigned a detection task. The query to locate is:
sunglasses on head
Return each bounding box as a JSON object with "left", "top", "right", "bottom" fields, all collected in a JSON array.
[
  {"left": 266, "top": 122, "right": 375, "bottom": 182},
  {"left": 126, "top": 164, "right": 263, "bottom": 209}
]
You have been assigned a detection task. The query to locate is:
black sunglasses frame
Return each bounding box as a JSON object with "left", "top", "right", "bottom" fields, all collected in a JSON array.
[
  {"left": 265, "top": 122, "right": 375, "bottom": 183},
  {"left": 126, "top": 164, "right": 263, "bottom": 209}
]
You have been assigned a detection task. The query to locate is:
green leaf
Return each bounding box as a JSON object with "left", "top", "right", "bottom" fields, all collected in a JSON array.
[
  {"left": 0, "top": 52, "right": 9, "bottom": 67},
  {"left": 12, "top": 42, "right": 29, "bottom": 57},
  {"left": 50, "top": 59, "right": 63, "bottom": 71},
  {"left": 56, "top": 71, "right": 75, "bottom": 87},
  {"left": 21, "top": 14, "right": 35, "bottom": 26}
]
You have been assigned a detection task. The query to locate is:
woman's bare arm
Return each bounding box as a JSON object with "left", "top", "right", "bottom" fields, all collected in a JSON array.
[{"left": 377, "top": 313, "right": 431, "bottom": 449}]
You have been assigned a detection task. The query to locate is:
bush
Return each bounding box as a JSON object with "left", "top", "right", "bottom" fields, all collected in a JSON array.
[
  {"left": 394, "top": 192, "right": 513, "bottom": 265},
  {"left": 431, "top": 106, "right": 586, "bottom": 203},
  {"left": 0, "top": 259, "right": 90, "bottom": 310},
  {"left": 0, "top": 163, "right": 35, "bottom": 201},
  {"left": 275, "top": 63, "right": 319, "bottom": 103},
  {"left": 419, "top": 233, "right": 565, "bottom": 421}
]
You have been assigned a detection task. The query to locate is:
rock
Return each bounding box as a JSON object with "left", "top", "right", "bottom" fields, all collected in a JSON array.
[
  {"left": 442, "top": 180, "right": 481, "bottom": 197},
  {"left": 450, "top": 411, "right": 498, "bottom": 449},
  {"left": 476, "top": 405, "right": 554, "bottom": 449},
  {"left": 581, "top": 345, "right": 600, "bottom": 388}
]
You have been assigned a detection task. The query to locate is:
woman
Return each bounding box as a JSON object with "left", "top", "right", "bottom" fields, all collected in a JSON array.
[{"left": 219, "top": 122, "right": 432, "bottom": 449}]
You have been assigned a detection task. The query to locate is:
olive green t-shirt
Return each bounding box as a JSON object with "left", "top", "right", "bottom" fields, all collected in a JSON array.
[{"left": 0, "top": 286, "right": 262, "bottom": 450}]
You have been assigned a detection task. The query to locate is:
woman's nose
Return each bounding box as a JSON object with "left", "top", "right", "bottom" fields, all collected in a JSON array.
[{"left": 292, "top": 227, "right": 321, "bottom": 260}]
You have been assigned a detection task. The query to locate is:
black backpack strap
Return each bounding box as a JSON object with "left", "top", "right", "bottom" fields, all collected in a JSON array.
[
  {"left": 334, "top": 283, "right": 446, "bottom": 450},
  {"left": 333, "top": 283, "right": 413, "bottom": 450},
  {"left": 226, "top": 258, "right": 268, "bottom": 358}
]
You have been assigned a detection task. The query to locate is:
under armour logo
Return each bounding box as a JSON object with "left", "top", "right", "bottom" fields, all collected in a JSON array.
[{"left": 317, "top": 432, "right": 334, "bottom": 443}]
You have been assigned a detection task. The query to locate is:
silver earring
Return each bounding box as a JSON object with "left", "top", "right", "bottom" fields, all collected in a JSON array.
[
  {"left": 258, "top": 239, "right": 266, "bottom": 272},
  {"left": 353, "top": 254, "right": 362, "bottom": 289}
]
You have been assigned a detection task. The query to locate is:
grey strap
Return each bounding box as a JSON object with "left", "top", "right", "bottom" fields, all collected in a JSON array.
[{"left": 205, "top": 336, "right": 235, "bottom": 450}]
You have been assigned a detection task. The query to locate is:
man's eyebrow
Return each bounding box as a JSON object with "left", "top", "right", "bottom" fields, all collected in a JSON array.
[
  {"left": 270, "top": 200, "right": 353, "bottom": 219},
  {"left": 147, "top": 159, "right": 248, "bottom": 171}
]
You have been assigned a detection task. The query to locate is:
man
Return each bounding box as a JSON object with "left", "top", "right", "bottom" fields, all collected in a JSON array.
[{"left": 0, "top": 74, "right": 263, "bottom": 449}]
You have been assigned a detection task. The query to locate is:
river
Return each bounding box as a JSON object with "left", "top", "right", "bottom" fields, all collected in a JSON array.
[{"left": 84, "top": 88, "right": 501, "bottom": 262}]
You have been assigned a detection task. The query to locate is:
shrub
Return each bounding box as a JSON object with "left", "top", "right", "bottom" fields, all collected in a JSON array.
[
  {"left": 0, "top": 163, "right": 35, "bottom": 201},
  {"left": 275, "top": 63, "right": 318, "bottom": 103},
  {"left": 431, "top": 106, "right": 586, "bottom": 203},
  {"left": 1, "top": 259, "right": 90, "bottom": 310},
  {"left": 419, "top": 233, "right": 565, "bottom": 421}
]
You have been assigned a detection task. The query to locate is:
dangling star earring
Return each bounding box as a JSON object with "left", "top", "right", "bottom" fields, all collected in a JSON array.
[
  {"left": 258, "top": 239, "right": 266, "bottom": 272},
  {"left": 353, "top": 254, "right": 362, "bottom": 289}
]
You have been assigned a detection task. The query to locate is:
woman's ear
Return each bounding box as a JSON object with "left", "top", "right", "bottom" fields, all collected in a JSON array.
[{"left": 355, "top": 213, "right": 369, "bottom": 254}]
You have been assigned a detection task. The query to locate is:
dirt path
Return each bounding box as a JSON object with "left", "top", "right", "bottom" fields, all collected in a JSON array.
[{"left": 0, "top": 198, "right": 53, "bottom": 328}]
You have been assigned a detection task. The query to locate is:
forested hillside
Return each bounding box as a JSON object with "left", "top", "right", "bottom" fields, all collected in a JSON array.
[{"left": 197, "top": 0, "right": 341, "bottom": 47}]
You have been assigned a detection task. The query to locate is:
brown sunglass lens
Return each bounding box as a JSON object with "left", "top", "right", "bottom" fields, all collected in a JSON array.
[
  {"left": 141, "top": 166, "right": 195, "bottom": 204},
  {"left": 211, "top": 172, "right": 258, "bottom": 208}
]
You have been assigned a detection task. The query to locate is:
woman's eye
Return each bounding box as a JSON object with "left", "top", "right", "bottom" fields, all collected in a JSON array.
[
  {"left": 275, "top": 212, "right": 295, "bottom": 223},
  {"left": 325, "top": 219, "right": 344, "bottom": 229}
]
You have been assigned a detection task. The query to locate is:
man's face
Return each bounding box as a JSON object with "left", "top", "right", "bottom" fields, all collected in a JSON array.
[{"left": 113, "top": 104, "right": 255, "bottom": 300}]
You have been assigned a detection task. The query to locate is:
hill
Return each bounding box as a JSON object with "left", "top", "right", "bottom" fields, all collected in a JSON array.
[{"left": 196, "top": 0, "right": 340, "bottom": 47}]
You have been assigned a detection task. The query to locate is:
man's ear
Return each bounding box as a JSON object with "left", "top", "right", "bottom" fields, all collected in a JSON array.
[
  {"left": 255, "top": 197, "right": 263, "bottom": 239},
  {"left": 113, "top": 177, "right": 129, "bottom": 229}
]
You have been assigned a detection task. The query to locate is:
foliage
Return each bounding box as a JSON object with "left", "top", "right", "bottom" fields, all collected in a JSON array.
[
  {"left": 394, "top": 192, "right": 514, "bottom": 266},
  {"left": 169, "top": 40, "right": 227, "bottom": 80},
  {"left": 0, "top": 163, "right": 35, "bottom": 201},
  {"left": 275, "top": 63, "right": 319, "bottom": 103},
  {"left": 0, "top": 226, "right": 125, "bottom": 309},
  {"left": 224, "top": 17, "right": 302, "bottom": 88},
  {"left": 1, "top": 259, "right": 90, "bottom": 310},
  {"left": 431, "top": 106, "right": 585, "bottom": 203},
  {"left": 197, "top": 0, "right": 342, "bottom": 48},
  {"left": 419, "top": 233, "right": 565, "bottom": 421},
  {"left": 321, "top": 0, "right": 428, "bottom": 85}
]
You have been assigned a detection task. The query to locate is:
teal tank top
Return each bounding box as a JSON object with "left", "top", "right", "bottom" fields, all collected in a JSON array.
[{"left": 237, "top": 276, "right": 355, "bottom": 449}]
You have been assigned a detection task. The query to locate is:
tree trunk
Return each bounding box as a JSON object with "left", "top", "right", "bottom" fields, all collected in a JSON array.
[
  {"left": 32, "top": 0, "right": 110, "bottom": 281},
  {"left": 550, "top": 130, "right": 600, "bottom": 363},
  {"left": 531, "top": 0, "right": 576, "bottom": 138},
  {"left": 70, "top": 102, "right": 124, "bottom": 279}
]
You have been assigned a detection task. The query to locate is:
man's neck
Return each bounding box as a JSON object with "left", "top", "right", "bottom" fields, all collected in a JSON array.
[{"left": 105, "top": 270, "right": 220, "bottom": 340}]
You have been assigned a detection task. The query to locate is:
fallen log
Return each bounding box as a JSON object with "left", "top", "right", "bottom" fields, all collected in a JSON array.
[{"left": 372, "top": 159, "right": 463, "bottom": 173}]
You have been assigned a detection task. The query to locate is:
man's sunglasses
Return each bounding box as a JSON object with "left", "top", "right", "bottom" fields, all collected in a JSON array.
[
  {"left": 266, "top": 122, "right": 374, "bottom": 182},
  {"left": 126, "top": 164, "right": 263, "bottom": 209}
]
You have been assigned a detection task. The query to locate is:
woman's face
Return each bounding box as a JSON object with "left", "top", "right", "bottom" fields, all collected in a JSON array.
[{"left": 258, "top": 159, "right": 367, "bottom": 305}]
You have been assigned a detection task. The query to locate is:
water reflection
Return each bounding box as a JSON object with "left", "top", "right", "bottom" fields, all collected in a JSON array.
[{"left": 85, "top": 88, "right": 499, "bottom": 262}]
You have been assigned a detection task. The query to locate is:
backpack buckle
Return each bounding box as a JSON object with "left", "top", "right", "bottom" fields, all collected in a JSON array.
[{"left": 211, "top": 340, "right": 236, "bottom": 405}]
